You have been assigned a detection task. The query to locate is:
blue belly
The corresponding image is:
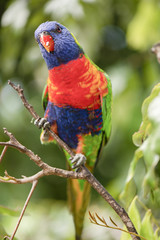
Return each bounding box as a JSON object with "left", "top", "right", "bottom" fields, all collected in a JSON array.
[{"left": 45, "top": 101, "right": 102, "bottom": 149}]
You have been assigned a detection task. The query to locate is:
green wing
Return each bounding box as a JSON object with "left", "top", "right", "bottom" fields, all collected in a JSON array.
[
  {"left": 40, "top": 84, "right": 50, "bottom": 144},
  {"left": 94, "top": 72, "right": 112, "bottom": 164},
  {"left": 85, "top": 54, "right": 112, "bottom": 143},
  {"left": 102, "top": 73, "right": 112, "bottom": 144},
  {"left": 42, "top": 84, "right": 48, "bottom": 111}
]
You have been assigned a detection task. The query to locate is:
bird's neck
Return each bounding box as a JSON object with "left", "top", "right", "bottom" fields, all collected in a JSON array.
[
  {"left": 48, "top": 54, "right": 88, "bottom": 87},
  {"left": 42, "top": 44, "right": 83, "bottom": 70}
]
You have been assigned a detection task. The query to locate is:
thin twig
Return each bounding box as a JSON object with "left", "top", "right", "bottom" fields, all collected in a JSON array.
[
  {"left": 0, "top": 146, "right": 8, "bottom": 163},
  {"left": 9, "top": 180, "right": 38, "bottom": 240},
  {"left": 89, "top": 212, "right": 147, "bottom": 240}
]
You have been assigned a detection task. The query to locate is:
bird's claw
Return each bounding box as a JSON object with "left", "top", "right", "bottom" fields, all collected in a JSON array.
[
  {"left": 69, "top": 153, "right": 86, "bottom": 170},
  {"left": 34, "top": 117, "right": 50, "bottom": 130}
]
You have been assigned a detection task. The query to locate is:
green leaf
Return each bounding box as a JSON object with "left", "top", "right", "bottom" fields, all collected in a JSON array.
[
  {"left": 119, "top": 178, "right": 137, "bottom": 209},
  {"left": 133, "top": 83, "right": 160, "bottom": 147},
  {"left": 120, "top": 196, "right": 141, "bottom": 240},
  {"left": 128, "top": 196, "right": 141, "bottom": 233},
  {"left": 123, "top": 83, "right": 160, "bottom": 198},
  {"left": 140, "top": 210, "right": 154, "bottom": 239},
  {"left": 143, "top": 161, "right": 158, "bottom": 196},
  {"left": 154, "top": 227, "right": 160, "bottom": 240},
  {"left": 0, "top": 205, "right": 20, "bottom": 217},
  {"left": 152, "top": 189, "right": 160, "bottom": 207},
  {"left": 120, "top": 148, "right": 143, "bottom": 207},
  {"left": 154, "top": 126, "right": 160, "bottom": 155}
]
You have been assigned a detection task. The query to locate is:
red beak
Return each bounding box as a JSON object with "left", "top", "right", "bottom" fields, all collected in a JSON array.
[{"left": 40, "top": 32, "right": 54, "bottom": 52}]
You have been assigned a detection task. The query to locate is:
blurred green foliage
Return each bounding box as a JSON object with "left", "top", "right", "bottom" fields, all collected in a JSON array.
[
  {"left": 120, "top": 83, "right": 160, "bottom": 240},
  {"left": 1, "top": 0, "right": 160, "bottom": 239}
]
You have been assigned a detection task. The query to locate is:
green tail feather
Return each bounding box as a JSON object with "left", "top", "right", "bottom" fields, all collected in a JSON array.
[
  {"left": 65, "top": 133, "right": 107, "bottom": 239},
  {"left": 67, "top": 177, "right": 91, "bottom": 239}
]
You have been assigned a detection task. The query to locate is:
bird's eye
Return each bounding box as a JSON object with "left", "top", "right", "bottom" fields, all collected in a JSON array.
[
  {"left": 55, "top": 25, "right": 62, "bottom": 33},
  {"left": 42, "top": 31, "right": 48, "bottom": 35}
]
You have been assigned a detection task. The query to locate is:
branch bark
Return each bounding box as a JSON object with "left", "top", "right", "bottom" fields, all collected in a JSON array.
[{"left": 0, "top": 81, "right": 141, "bottom": 240}]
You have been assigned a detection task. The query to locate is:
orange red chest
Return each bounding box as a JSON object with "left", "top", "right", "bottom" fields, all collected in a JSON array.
[{"left": 48, "top": 55, "right": 108, "bottom": 109}]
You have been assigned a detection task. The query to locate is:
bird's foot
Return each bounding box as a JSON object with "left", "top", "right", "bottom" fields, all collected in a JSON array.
[
  {"left": 69, "top": 153, "right": 86, "bottom": 171},
  {"left": 34, "top": 117, "right": 50, "bottom": 130}
]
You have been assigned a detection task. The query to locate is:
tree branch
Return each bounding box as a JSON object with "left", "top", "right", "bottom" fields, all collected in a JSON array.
[{"left": 0, "top": 81, "right": 141, "bottom": 240}]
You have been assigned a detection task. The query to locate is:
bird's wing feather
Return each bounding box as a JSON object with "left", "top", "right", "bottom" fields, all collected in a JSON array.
[
  {"left": 42, "top": 83, "right": 48, "bottom": 111},
  {"left": 102, "top": 72, "right": 112, "bottom": 144},
  {"left": 94, "top": 72, "right": 112, "bottom": 165}
]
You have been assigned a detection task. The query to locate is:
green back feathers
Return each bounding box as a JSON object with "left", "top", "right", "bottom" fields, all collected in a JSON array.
[
  {"left": 42, "top": 84, "right": 48, "bottom": 110},
  {"left": 102, "top": 73, "right": 112, "bottom": 143}
]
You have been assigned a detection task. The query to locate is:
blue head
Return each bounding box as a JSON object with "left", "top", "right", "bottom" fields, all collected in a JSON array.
[{"left": 35, "top": 21, "right": 83, "bottom": 69}]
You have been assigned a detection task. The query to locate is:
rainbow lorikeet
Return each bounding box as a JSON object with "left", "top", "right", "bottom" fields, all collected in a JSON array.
[{"left": 34, "top": 21, "right": 112, "bottom": 240}]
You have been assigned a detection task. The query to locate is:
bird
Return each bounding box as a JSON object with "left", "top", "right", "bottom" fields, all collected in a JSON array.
[{"left": 34, "top": 21, "right": 112, "bottom": 240}]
